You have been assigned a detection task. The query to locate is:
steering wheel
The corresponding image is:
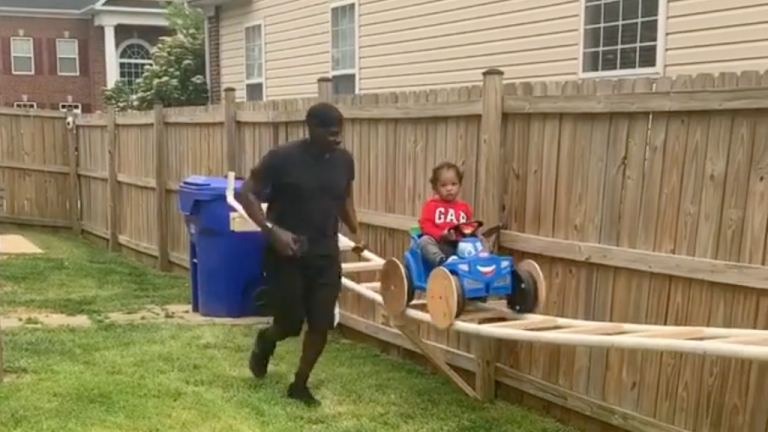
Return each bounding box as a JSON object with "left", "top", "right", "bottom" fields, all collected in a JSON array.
[{"left": 447, "top": 220, "right": 484, "bottom": 238}]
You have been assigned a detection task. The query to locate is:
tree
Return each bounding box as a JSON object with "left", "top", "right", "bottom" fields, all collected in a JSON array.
[{"left": 103, "top": 0, "right": 209, "bottom": 111}]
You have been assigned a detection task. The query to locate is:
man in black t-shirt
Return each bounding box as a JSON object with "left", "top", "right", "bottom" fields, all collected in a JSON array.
[{"left": 236, "top": 103, "right": 359, "bottom": 406}]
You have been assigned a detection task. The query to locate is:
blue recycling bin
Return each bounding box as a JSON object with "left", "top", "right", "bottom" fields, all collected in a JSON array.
[{"left": 177, "top": 175, "right": 267, "bottom": 318}]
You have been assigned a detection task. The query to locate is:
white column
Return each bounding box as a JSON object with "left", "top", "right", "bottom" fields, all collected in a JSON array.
[{"left": 103, "top": 25, "right": 118, "bottom": 88}]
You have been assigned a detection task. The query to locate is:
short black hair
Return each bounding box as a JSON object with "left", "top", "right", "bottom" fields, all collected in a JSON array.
[
  {"left": 429, "top": 161, "right": 463, "bottom": 189},
  {"left": 306, "top": 103, "right": 343, "bottom": 129}
]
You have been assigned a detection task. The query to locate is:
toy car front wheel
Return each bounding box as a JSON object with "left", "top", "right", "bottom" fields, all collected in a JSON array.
[
  {"left": 426, "top": 267, "right": 466, "bottom": 329},
  {"left": 507, "top": 259, "right": 546, "bottom": 314}
]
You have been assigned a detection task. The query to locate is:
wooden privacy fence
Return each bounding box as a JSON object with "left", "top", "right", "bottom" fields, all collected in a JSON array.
[{"left": 1, "top": 69, "right": 767, "bottom": 432}]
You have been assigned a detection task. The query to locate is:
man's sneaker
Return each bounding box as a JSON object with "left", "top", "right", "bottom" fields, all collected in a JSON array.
[
  {"left": 287, "top": 382, "right": 320, "bottom": 406},
  {"left": 248, "top": 328, "right": 275, "bottom": 379},
  {"left": 249, "top": 350, "right": 270, "bottom": 379}
]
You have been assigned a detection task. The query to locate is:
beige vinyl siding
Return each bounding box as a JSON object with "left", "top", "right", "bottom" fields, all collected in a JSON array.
[
  {"left": 358, "top": 0, "right": 581, "bottom": 91},
  {"left": 219, "top": 0, "right": 329, "bottom": 100},
  {"left": 218, "top": 0, "right": 583, "bottom": 98},
  {"left": 666, "top": 0, "right": 768, "bottom": 75},
  {"left": 216, "top": 0, "right": 768, "bottom": 98}
]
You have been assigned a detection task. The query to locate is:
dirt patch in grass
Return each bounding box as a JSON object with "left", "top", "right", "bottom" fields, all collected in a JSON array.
[{"left": 2, "top": 304, "right": 271, "bottom": 329}]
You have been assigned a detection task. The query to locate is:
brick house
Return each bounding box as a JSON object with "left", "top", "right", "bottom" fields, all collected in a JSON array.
[{"left": 0, "top": 0, "right": 175, "bottom": 113}]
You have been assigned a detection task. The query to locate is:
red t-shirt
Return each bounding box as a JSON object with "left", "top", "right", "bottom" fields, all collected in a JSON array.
[{"left": 418, "top": 196, "right": 473, "bottom": 239}]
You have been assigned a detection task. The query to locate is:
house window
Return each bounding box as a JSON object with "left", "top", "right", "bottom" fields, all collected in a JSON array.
[
  {"left": 11, "top": 37, "right": 34, "bottom": 75},
  {"left": 118, "top": 39, "right": 152, "bottom": 87},
  {"left": 330, "top": 1, "right": 357, "bottom": 94},
  {"left": 13, "top": 102, "right": 37, "bottom": 110},
  {"left": 56, "top": 39, "right": 79, "bottom": 75},
  {"left": 59, "top": 103, "right": 82, "bottom": 113},
  {"left": 244, "top": 22, "right": 265, "bottom": 102},
  {"left": 581, "top": 0, "right": 662, "bottom": 75}
]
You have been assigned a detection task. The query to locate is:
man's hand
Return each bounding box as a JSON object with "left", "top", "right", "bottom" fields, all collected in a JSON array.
[
  {"left": 268, "top": 225, "right": 300, "bottom": 256},
  {"left": 351, "top": 237, "right": 367, "bottom": 255}
]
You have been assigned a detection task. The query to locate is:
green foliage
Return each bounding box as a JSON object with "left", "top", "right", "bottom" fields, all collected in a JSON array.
[{"left": 102, "top": 0, "right": 209, "bottom": 111}]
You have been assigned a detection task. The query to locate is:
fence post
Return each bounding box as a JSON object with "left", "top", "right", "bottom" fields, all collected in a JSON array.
[
  {"left": 223, "top": 87, "right": 238, "bottom": 173},
  {"left": 106, "top": 106, "right": 119, "bottom": 252},
  {"left": 476, "top": 68, "right": 505, "bottom": 248},
  {"left": 317, "top": 76, "right": 333, "bottom": 103},
  {"left": 473, "top": 69, "right": 504, "bottom": 401},
  {"left": 154, "top": 103, "right": 170, "bottom": 271},
  {"left": 65, "top": 109, "right": 81, "bottom": 235}
]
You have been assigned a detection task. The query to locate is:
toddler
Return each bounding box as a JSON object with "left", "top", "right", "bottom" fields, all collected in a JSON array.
[{"left": 418, "top": 162, "right": 473, "bottom": 266}]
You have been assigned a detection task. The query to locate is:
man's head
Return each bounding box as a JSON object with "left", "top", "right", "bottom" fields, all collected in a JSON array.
[{"left": 306, "top": 103, "right": 343, "bottom": 150}]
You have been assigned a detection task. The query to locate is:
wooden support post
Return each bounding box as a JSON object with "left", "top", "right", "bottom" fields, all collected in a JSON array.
[
  {"left": 474, "top": 336, "right": 500, "bottom": 401},
  {"left": 317, "top": 76, "right": 333, "bottom": 103},
  {"left": 154, "top": 103, "right": 170, "bottom": 271},
  {"left": 476, "top": 69, "right": 505, "bottom": 250},
  {"left": 65, "top": 109, "right": 81, "bottom": 235},
  {"left": 223, "top": 87, "right": 238, "bottom": 174},
  {"left": 106, "top": 106, "right": 119, "bottom": 252},
  {"left": 390, "top": 316, "right": 479, "bottom": 399}
]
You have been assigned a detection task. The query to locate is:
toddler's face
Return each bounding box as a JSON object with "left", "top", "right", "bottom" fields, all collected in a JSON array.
[{"left": 435, "top": 170, "right": 460, "bottom": 201}]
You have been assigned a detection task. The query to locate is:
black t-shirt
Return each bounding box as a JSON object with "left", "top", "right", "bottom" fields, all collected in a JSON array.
[{"left": 251, "top": 139, "right": 354, "bottom": 255}]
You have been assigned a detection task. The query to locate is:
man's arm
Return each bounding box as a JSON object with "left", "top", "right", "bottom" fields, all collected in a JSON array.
[
  {"left": 338, "top": 153, "right": 359, "bottom": 235},
  {"left": 236, "top": 150, "right": 278, "bottom": 234}
]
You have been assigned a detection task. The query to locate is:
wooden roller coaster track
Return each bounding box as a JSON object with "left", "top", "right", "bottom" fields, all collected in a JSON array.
[{"left": 225, "top": 172, "right": 768, "bottom": 400}]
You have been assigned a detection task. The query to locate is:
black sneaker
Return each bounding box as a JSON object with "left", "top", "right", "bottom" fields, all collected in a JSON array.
[
  {"left": 248, "top": 328, "right": 275, "bottom": 379},
  {"left": 287, "top": 382, "right": 320, "bottom": 406}
]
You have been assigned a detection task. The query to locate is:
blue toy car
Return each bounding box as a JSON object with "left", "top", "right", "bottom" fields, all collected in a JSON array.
[{"left": 401, "top": 220, "right": 543, "bottom": 317}]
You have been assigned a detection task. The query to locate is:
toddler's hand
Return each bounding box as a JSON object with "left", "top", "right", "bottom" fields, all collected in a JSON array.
[{"left": 440, "top": 229, "right": 456, "bottom": 241}]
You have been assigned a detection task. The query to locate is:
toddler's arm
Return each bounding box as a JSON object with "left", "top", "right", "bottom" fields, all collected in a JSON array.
[{"left": 418, "top": 201, "right": 444, "bottom": 239}]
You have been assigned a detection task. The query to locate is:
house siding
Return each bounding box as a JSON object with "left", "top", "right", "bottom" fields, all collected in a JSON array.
[
  {"left": 666, "top": 0, "right": 768, "bottom": 75},
  {"left": 215, "top": 0, "right": 768, "bottom": 100},
  {"left": 219, "top": 0, "right": 329, "bottom": 100},
  {"left": 359, "top": 0, "right": 579, "bottom": 91}
]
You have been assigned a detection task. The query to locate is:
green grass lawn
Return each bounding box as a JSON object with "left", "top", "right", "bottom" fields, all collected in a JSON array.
[
  {"left": 0, "top": 225, "right": 575, "bottom": 432},
  {"left": 1, "top": 226, "right": 188, "bottom": 315}
]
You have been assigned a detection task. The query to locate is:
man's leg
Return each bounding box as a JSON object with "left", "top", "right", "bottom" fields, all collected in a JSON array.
[
  {"left": 286, "top": 253, "right": 342, "bottom": 405},
  {"left": 249, "top": 250, "right": 305, "bottom": 379},
  {"left": 418, "top": 235, "right": 448, "bottom": 266}
]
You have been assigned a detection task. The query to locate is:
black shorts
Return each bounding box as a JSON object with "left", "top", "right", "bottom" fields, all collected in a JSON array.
[{"left": 263, "top": 247, "right": 341, "bottom": 336}]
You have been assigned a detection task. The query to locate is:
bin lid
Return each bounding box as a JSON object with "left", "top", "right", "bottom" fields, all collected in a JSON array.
[{"left": 177, "top": 175, "right": 244, "bottom": 215}]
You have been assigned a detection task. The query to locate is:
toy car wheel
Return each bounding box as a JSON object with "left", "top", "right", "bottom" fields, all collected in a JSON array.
[
  {"left": 426, "top": 267, "right": 466, "bottom": 330},
  {"left": 507, "top": 259, "right": 546, "bottom": 314},
  {"left": 380, "top": 258, "right": 412, "bottom": 317}
]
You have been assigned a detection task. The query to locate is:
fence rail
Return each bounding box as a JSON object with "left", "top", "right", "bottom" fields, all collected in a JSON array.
[{"left": 1, "top": 69, "right": 767, "bottom": 432}]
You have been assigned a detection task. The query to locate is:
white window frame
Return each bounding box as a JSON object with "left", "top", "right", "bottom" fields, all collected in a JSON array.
[
  {"left": 10, "top": 37, "right": 34, "bottom": 75},
  {"left": 329, "top": 0, "right": 359, "bottom": 94},
  {"left": 13, "top": 102, "right": 37, "bottom": 110},
  {"left": 577, "top": 0, "right": 667, "bottom": 79},
  {"left": 59, "top": 103, "right": 82, "bottom": 113},
  {"left": 243, "top": 20, "right": 266, "bottom": 101},
  {"left": 117, "top": 38, "right": 153, "bottom": 86},
  {"left": 56, "top": 38, "right": 80, "bottom": 76}
]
